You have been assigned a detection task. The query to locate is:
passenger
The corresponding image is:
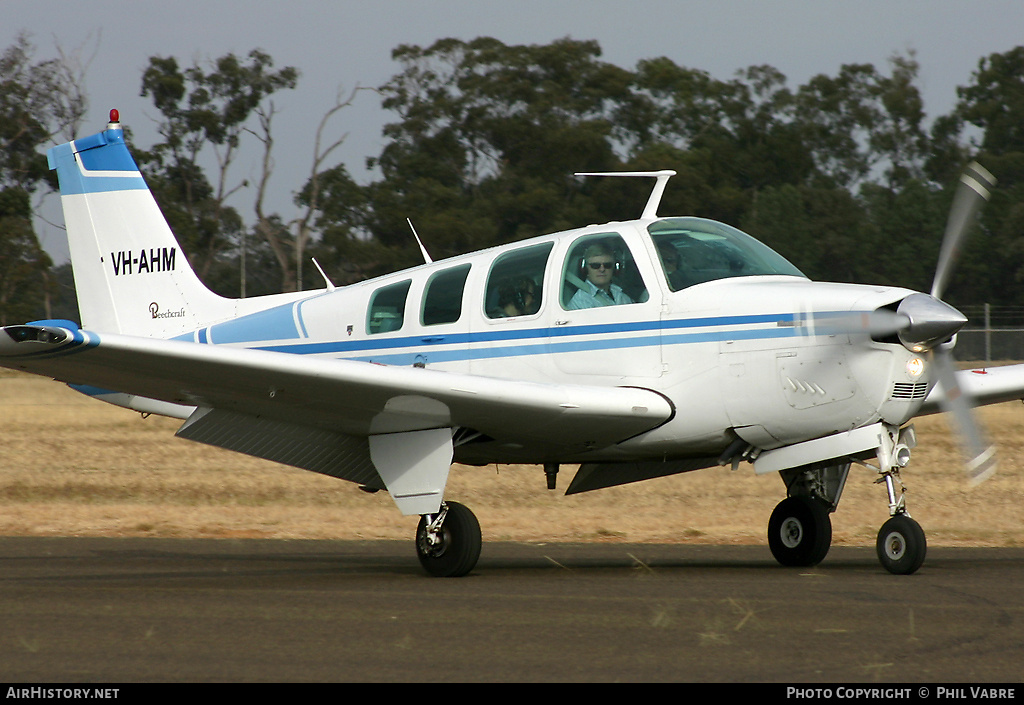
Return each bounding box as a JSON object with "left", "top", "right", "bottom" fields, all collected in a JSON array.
[
  {"left": 567, "top": 243, "right": 633, "bottom": 309},
  {"left": 658, "top": 242, "right": 687, "bottom": 291},
  {"left": 494, "top": 277, "right": 538, "bottom": 317}
]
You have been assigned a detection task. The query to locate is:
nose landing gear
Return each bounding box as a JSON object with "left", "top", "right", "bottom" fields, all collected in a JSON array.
[{"left": 874, "top": 469, "right": 927, "bottom": 575}]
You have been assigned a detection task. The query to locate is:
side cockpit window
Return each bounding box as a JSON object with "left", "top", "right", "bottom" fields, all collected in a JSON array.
[
  {"left": 485, "top": 242, "right": 553, "bottom": 319},
  {"left": 561, "top": 233, "right": 647, "bottom": 310},
  {"left": 367, "top": 280, "right": 411, "bottom": 334}
]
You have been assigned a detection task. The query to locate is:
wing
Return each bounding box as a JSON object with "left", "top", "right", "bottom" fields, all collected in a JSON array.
[
  {"left": 920, "top": 362, "right": 1024, "bottom": 415},
  {"left": 0, "top": 323, "right": 673, "bottom": 463}
]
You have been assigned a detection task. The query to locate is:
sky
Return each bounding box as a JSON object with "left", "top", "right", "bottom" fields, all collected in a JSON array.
[{"left": 8, "top": 0, "right": 1024, "bottom": 262}]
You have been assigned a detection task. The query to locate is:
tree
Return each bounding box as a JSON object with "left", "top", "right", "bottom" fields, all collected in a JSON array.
[
  {"left": 254, "top": 87, "right": 361, "bottom": 292},
  {"left": 0, "top": 187, "right": 51, "bottom": 324},
  {"left": 951, "top": 47, "right": 1024, "bottom": 306},
  {"left": 958, "top": 47, "right": 1024, "bottom": 157},
  {"left": 138, "top": 50, "right": 298, "bottom": 290},
  {"left": 0, "top": 33, "right": 87, "bottom": 323},
  {"left": 351, "top": 36, "right": 632, "bottom": 270}
]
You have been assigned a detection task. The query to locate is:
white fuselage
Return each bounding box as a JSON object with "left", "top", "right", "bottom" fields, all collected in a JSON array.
[{"left": 171, "top": 218, "right": 931, "bottom": 464}]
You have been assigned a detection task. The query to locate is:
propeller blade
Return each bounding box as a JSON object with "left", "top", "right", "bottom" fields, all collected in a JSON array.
[
  {"left": 810, "top": 308, "right": 909, "bottom": 338},
  {"left": 931, "top": 349, "right": 997, "bottom": 485},
  {"left": 931, "top": 162, "right": 997, "bottom": 301}
]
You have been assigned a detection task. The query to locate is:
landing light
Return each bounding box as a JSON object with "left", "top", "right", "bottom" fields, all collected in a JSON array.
[{"left": 906, "top": 357, "right": 925, "bottom": 379}]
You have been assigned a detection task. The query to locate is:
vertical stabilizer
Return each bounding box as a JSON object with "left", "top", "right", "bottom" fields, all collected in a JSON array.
[{"left": 47, "top": 110, "right": 237, "bottom": 338}]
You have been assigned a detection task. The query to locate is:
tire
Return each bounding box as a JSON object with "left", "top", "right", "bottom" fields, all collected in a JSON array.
[
  {"left": 876, "top": 514, "right": 927, "bottom": 575},
  {"left": 415, "top": 501, "right": 482, "bottom": 578},
  {"left": 767, "top": 496, "right": 832, "bottom": 567}
]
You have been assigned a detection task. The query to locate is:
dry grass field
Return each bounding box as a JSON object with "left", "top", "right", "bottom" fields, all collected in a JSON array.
[{"left": 1, "top": 367, "right": 1023, "bottom": 547}]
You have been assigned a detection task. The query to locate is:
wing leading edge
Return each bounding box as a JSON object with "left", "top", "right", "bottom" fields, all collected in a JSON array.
[
  {"left": 920, "top": 362, "right": 1024, "bottom": 414},
  {"left": 0, "top": 323, "right": 674, "bottom": 463}
]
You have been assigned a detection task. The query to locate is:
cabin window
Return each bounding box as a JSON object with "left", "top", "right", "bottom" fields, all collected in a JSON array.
[
  {"left": 367, "top": 280, "right": 411, "bottom": 334},
  {"left": 560, "top": 233, "right": 648, "bottom": 310},
  {"left": 484, "top": 242, "right": 553, "bottom": 319},
  {"left": 422, "top": 264, "right": 471, "bottom": 326}
]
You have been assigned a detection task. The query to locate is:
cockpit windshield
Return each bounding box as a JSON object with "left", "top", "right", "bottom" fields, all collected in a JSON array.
[{"left": 649, "top": 218, "right": 806, "bottom": 292}]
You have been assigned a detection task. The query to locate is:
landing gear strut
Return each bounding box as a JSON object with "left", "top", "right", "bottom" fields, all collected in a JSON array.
[
  {"left": 874, "top": 469, "right": 927, "bottom": 575},
  {"left": 415, "top": 501, "right": 482, "bottom": 577}
]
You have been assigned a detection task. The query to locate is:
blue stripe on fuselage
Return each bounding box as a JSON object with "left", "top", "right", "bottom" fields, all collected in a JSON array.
[
  {"left": 247, "top": 312, "right": 797, "bottom": 358},
  {"left": 43, "top": 310, "right": 846, "bottom": 370},
  {"left": 344, "top": 324, "right": 798, "bottom": 366}
]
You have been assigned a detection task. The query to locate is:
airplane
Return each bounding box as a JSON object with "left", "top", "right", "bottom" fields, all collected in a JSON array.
[{"left": 1, "top": 109, "right": 1021, "bottom": 578}]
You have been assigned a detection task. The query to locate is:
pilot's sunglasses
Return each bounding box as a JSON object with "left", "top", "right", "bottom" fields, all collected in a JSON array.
[{"left": 588, "top": 261, "right": 614, "bottom": 270}]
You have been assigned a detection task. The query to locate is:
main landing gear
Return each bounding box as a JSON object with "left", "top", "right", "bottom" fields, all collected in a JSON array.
[
  {"left": 767, "top": 463, "right": 847, "bottom": 569},
  {"left": 415, "top": 501, "right": 482, "bottom": 577},
  {"left": 767, "top": 495, "right": 832, "bottom": 567}
]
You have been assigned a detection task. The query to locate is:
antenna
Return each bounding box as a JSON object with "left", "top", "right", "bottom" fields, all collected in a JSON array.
[
  {"left": 575, "top": 170, "right": 676, "bottom": 220},
  {"left": 407, "top": 218, "right": 433, "bottom": 264},
  {"left": 311, "top": 258, "right": 336, "bottom": 292}
]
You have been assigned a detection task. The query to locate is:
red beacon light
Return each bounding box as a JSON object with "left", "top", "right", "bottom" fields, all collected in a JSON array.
[{"left": 107, "top": 108, "right": 120, "bottom": 129}]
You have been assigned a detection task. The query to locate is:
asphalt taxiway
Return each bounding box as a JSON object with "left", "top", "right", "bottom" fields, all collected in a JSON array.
[{"left": 1, "top": 538, "right": 1021, "bottom": 682}]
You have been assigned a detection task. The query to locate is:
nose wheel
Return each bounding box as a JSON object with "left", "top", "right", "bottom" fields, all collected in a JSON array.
[
  {"left": 876, "top": 513, "right": 927, "bottom": 575},
  {"left": 415, "top": 501, "right": 482, "bottom": 577}
]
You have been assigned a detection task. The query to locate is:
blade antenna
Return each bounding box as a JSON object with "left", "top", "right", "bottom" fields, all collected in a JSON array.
[
  {"left": 575, "top": 170, "right": 677, "bottom": 220},
  {"left": 311, "top": 258, "right": 336, "bottom": 292},
  {"left": 407, "top": 218, "right": 433, "bottom": 264}
]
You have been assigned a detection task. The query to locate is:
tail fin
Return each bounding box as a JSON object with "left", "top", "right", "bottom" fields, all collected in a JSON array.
[{"left": 47, "top": 110, "right": 237, "bottom": 338}]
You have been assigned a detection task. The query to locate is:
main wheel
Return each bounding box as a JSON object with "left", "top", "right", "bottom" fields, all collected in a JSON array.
[
  {"left": 767, "top": 496, "right": 832, "bottom": 567},
  {"left": 876, "top": 514, "right": 926, "bottom": 575},
  {"left": 415, "top": 501, "right": 482, "bottom": 577}
]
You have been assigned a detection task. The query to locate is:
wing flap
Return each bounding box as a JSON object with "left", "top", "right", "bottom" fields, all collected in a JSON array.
[
  {"left": 176, "top": 407, "right": 383, "bottom": 488},
  {"left": 566, "top": 457, "right": 719, "bottom": 494}
]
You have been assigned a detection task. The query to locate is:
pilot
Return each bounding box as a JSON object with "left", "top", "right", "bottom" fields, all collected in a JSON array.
[
  {"left": 494, "top": 277, "right": 538, "bottom": 317},
  {"left": 567, "top": 243, "right": 634, "bottom": 310}
]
